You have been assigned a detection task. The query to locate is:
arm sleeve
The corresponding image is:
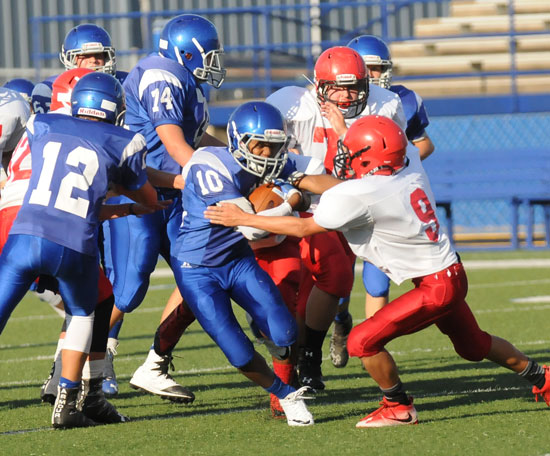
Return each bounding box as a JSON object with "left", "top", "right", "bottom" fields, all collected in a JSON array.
[
  {"left": 313, "top": 191, "right": 372, "bottom": 231},
  {"left": 117, "top": 133, "right": 149, "bottom": 190},
  {"left": 225, "top": 196, "right": 294, "bottom": 240},
  {"left": 139, "top": 68, "right": 187, "bottom": 129}
]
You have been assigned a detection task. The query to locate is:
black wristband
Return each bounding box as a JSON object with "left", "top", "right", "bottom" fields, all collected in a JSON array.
[{"left": 129, "top": 203, "right": 136, "bottom": 216}]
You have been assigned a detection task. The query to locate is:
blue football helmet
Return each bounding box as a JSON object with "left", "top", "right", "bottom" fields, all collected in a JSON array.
[
  {"left": 71, "top": 72, "right": 125, "bottom": 125},
  {"left": 31, "top": 80, "right": 53, "bottom": 114},
  {"left": 227, "top": 102, "right": 289, "bottom": 182},
  {"left": 3, "top": 78, "right": 34, "bottom": 103},
  {"left": 60, "top": 24, "right": 116, "bottom": 75},
  {"left": 158, "top": 14, "right": 226, "bottom": 88},
  {"left": 347, "top": 35, "right": 392, "bottom": 89}
]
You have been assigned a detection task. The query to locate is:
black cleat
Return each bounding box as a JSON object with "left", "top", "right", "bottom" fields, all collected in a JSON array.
[
  {"left": 52, "top": 385, "right": 98, "bottom": 429},
  {"left": 82, "top": 378, "right": 130, "bottom": 424},
  {"left": 297, "top": 347, "right": 325, "bottom": 391}
]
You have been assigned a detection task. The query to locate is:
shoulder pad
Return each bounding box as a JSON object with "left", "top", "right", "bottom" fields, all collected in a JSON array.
[{"left": 266, "top": 86, "right": 318, "bottom": 122}]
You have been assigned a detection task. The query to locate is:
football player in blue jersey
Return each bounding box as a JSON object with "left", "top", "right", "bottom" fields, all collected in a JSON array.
[
  {"left": 60, "top": 23, "right": 116, "bottom": 75},
  {"left": 0, "top": 72, "right": 160, "bottom": 429},
  {"left": 55, "top": 23, "right": 129, "bottom": 397},
  {"left": 30, "top": 80, "right": 54, "bottom": 114},
  {"left": 323, "top": 35, "right": 439, "bottom": 370},
  {"left": 107, "top": 14, "right": 226, "bottom": 402},
  {"left": 168, "top": 101, "right": 315, "bottom": 426},
  {"left": 348, "top": 35, "right": 435, "bottom": 160},
  {"left": 3, "top": 78, "right": 35, "bottom": 104}
]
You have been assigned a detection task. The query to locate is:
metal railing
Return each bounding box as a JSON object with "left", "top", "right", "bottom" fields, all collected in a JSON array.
[{"left": 25, "top": 0, "right": 550, "bottom": 121}]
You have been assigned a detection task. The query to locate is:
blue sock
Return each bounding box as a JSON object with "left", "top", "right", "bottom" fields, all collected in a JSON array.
[
  {"left": 59, "top": 377, "right": 80, "bottom": 389},
  {"left": 266, "top": 376, "right": 295, "bottom": 399},
  {"left": 108, "top": 319, "right": 123, "bottom": 339},
  {"left": 335, "top": 309, "right": 350, "bottom": 322}
]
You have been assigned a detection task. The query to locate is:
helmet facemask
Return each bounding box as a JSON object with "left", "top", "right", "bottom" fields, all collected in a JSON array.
[
  {"left": 362, "top": 56, "right": 392, "bottom": 89},
  {"left": 230, "top": 124, "right": 289, "bottom": 183},
  {"left": 191, "top": 38, "right": 226, "bottom": 88},
  {"left": 334, "top": 140, "right": 372, "bottom": 180},
  {"left": 316, "top": 75, "right": 369, "bottom": 119},
  {"left": 61, "top": 43, "right": 117, "bottom": 75}
]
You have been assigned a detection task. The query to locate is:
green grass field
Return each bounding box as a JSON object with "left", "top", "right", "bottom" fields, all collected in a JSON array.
[{"left": 1, "top": 250, "right": 550, "bottom": 455}]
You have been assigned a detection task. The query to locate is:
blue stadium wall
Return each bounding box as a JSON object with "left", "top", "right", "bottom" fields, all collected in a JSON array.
[
  {"left": 426, "top": 112, "right": 550, "bottom": 241},
  {"left": 1, "top": 0, "right": 549, "bottom": 245}
]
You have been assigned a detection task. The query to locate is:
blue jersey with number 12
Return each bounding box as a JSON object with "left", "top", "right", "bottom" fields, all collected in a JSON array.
[
  {"left": 123, "top": 55, "right": 209, "bottom": 174},
  {"left": 10, "top": 113, "right": 148, "bottom": 256}
]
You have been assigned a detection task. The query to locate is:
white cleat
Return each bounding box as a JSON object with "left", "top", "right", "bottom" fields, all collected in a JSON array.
[
  {"left": 129, "top": 349, "right": 194, "bottom": 404},
  {"left": 279, "top": 386, "right": 314, "bottom": 426}
]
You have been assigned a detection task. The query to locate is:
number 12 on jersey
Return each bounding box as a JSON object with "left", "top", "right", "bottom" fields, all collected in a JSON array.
[{"left": 29, "top": 141, "right": 99, "bottom": 219}]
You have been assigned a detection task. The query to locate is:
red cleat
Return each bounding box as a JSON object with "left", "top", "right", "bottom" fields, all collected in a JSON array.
[
  {"left": 270, "top": 393, "right": 286, "bottom": 419},
  {"left": 532, "top": 365, "right": 550, "bottom": 406},
  {"left": 356, "top": 397, "right": 418, "bottom": 428}
]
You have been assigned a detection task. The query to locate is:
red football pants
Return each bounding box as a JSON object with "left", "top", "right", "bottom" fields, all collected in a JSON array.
[
  {"left": 0, "top": 205, "right": 19, "bottom": 256},
  {"left": 255, "top": 236, "right": 302, "bottom": 316},
  {"left": 296, "top": 223, "right": 355, "bottom": 319},
  {"left": 348, "top": 262, "right": 492, "bottom": 361}
]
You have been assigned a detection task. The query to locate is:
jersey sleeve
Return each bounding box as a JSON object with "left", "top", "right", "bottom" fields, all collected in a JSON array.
[
  {"left": 313, "top": 190, "right": 372, "bottom": 231},
  {"left": 115, "top": 133, "right": 149, "bottom": 190},
  {"left": 392, "top": 98, "right": 408, "bottom": 132},
  {"left": 138, "top": 68, "right": 188, "bottom": 129},
  {"left": 284, "top": 152, "right": 325, "bottom": 175},
  {"left": 186, "top": 162, "right": 243, "bottom": 207},
  {"left": 409, "top": 92, "right": 430, "bottom": 142},
  {"left": 0, "top": 103, "right": 29, "bottom": 154}
]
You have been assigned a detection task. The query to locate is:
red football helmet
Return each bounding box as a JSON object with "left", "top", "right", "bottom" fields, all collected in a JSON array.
[
  {"left": 50, "top": 68, "right": 94, "bottom": 111},
  {"left": 333, "top": 115, "right": 408, "bottom": 180},
  {"left": 314, "top": 46, "right": 369, "bottom": 119}
]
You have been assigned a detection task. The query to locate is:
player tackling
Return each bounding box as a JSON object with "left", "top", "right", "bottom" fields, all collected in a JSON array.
[{"left": 205, "top": 115, "right": 550, "bottom": 428}]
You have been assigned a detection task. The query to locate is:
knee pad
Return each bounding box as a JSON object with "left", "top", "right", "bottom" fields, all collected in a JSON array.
[
  {"left": 114, "top": 276, "right": 150, "bottom": 313},
  {"left": 64, "top": 313, "right": 94, "bottom": 353},
  {"left": 347, "top": 321, "right": 382, "bottom": 358},
  {"left": 226, "top": 340, "right": 256, "bottom": 369}
]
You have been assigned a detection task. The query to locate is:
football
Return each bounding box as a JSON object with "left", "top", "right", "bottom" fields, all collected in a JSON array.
[{"left": 248, "top": 183, "right": 284, "bottom": 212}]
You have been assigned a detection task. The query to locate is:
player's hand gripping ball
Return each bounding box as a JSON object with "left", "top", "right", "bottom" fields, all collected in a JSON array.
[{"left": 248, "top": 183, "right": 284, "bottom": 212}]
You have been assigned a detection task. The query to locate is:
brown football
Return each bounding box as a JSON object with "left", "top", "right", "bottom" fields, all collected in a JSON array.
[{"left": 248, "top": 183, "right": 284, "bottom": 213}]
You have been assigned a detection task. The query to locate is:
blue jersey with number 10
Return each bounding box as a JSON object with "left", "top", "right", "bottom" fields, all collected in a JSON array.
[
  {"left": 178, "top": 147, "right": 309, "bottom": 267},
  {"left": 10, "top": 113, "right": 148, "bottom": 256},
  {"left": 123, "top": 55, "right": 209, "bottom": 175}
]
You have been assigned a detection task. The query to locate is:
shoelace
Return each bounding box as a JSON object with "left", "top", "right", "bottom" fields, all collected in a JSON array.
[
  {"left": 155, "top": 356, "right": 176, "bottom": 378},
  {"left": 286, "top": 386, "right": 314, "bottom": 402}
]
